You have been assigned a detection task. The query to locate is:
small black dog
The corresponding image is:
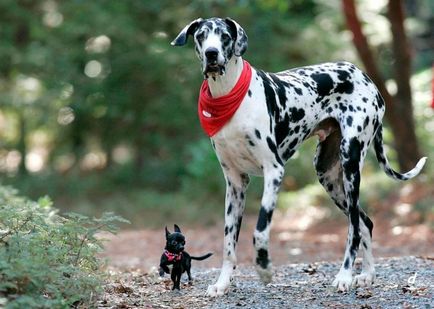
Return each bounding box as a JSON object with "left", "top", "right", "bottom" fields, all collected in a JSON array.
[{"left": 159, "top": 224, "right": 212, "bottom": 290}]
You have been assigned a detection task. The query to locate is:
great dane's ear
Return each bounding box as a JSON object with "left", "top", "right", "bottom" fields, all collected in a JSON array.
[
  {"left": 165, "top": 226, "right": 170, "bottom": 238},
  {"left": 174, "top": 224, "right": 181, "bottom": 233},
  {"left": 225, "top": 17, "right": 248, "bottom": 57},
  {"left": 171, "top": 18, "right": 203, "bottom": 46}
]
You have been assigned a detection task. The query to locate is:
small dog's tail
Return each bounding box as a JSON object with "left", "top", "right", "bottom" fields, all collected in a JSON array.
[
  {"left": 373, "top": 124, "right": 427, "bottom": 181},
  {"left": 190, "top": 253, "right": 213, "bottom": 261}
]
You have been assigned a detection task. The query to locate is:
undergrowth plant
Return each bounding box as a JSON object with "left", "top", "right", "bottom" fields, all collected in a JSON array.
[{"left": 0, "top": 186, "right": 128, "bottom": 308}]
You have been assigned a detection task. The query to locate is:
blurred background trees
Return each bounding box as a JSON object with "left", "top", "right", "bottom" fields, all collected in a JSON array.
[{"left": 0, "top": 0, "right": 432, "bottom": 226}]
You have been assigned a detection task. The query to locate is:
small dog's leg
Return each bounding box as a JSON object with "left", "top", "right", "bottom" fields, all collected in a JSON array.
[
  {"left": 175, "top": 273, "right": 182, "bottom": 290},
  {"left": 207, "top": 171, "right": 249, "bottom": 297},
  {"left": 171, "top": 270, "right": 178, "bottom": 290},
  {"left": 187, "top": 267, "right": 192, "bottom": 283},
  {"left": 253, "top": 165, "right": 284, "bottom": 284}
]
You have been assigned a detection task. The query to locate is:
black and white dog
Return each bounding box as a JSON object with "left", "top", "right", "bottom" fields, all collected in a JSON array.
[{"left": 171, "top": 17, "right": 426, "bottom": 296}]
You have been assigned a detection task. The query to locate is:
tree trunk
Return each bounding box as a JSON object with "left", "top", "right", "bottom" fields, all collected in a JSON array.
[
  {"left": 341, "top": 0, "right": 422, "bottom": 172},
  {"left": 387, "top": 0, "right": 422, "bottom": 171}
]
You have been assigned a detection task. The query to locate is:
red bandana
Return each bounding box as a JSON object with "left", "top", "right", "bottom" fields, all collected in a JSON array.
[
  {"left": 164, "top": 250, "right": 182, "bottom": 262},
  {"left": 198, "top": 60, "right": 252, "bottom": 137}
]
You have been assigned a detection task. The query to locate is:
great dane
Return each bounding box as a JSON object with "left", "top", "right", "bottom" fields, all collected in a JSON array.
[{"left": 171, "top": 17, "right": 427, "bottom": 296}]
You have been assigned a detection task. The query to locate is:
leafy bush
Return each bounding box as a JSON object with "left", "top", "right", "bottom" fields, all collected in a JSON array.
[{"left": 0, "top": 186, "right": 128, "bottom": 308}]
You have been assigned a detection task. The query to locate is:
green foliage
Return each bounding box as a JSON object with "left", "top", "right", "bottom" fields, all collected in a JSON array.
[{"left": 0, "top": 186, "right": 128, "bottom": 308}]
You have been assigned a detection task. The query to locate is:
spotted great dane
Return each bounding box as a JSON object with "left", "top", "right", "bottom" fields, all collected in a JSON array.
[{"left": 171, "top": 17, "right": 427, "bottom": 296}]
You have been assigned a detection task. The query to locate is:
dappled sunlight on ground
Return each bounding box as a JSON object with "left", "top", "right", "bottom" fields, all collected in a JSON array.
[
  {"left": 101, "top": 193, "right": 433, "bottom": 272},
  {"left": 101, "top": 179, "right": 434, "bottom": 270}
]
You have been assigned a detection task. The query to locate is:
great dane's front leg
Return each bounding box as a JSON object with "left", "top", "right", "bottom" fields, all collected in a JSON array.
[
  {"left": 253, "top": 165, "right": 284, "bottom": 284},
  {"left": 206, "top": 171, "right": 249, "bottom": 297}
]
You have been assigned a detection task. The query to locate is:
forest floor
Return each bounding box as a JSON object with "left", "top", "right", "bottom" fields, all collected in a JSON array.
[
  {"left": 98, "top": 205, "right": 433, "bottom": 308},
  {"left": 99, "top": 256, "right": 433, "bottom": 308}
]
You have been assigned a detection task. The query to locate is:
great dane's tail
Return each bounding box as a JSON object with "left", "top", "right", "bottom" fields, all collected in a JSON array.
[{"left": 373, "top": 124, "right": 427, "bottom": 181}]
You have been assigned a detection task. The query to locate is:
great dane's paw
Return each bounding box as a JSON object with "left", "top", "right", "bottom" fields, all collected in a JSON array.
[
  {"left": 255, "top": 264, "right": 273, "bottom": 284},
  {"left": 332, "top": 271, "right": 353, "bottom": 292},
  {"left": 206, "top": 283, "right": 229, "bottom": 297},
  {"left": 353, "top": 272, "right": 375, "bottom": 287}
]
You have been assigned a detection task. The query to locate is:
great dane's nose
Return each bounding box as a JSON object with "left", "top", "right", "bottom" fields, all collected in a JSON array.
[{"left": 205, "top": 47, "right": 219, "bottom": 62}]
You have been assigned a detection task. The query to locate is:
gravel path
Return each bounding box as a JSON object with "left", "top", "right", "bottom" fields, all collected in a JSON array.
[{"left": 99, "top": 256, "right": 433, "bottom": 308}]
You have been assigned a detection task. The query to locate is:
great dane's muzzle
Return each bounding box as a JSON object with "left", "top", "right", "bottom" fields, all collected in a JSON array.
[{"left": 204, "top": 47, "right": 225, "bottom": 76}]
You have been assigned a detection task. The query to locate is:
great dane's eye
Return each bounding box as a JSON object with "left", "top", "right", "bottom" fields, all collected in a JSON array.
[
  {"left": 196, "top": 32, "right": 205, "bottom": 42},
  {"left": 222, "top": 33, "right": 231, "bottom": 42}
]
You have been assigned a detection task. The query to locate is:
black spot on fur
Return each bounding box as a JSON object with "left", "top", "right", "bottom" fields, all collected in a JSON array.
[
  {"left": 282, "top": 149, "right": 295, "bottom": 161},
  {"left": 289, "top": 107, "right": 305, "bottom": 122},
  {"left": 270, "top": 74, "right": 288, "bottom": 109},
  {"left": 257, "top": 71, "right": 278, "bottom": 132},
  {"left": 346, "top": 116, "right": 353, "bottom": 127},
  {"left": 311, "top": 73, "right": 334, "bottom": 98},
  {"left": 266, "top": 137, "right": 283, "bottom": 166},
  {"left": 273, "top": 179, "right": 281, "bottom": 187},
  {"left": 344, "top": 257, "right": 350, "bottom": 269},
  {"left": 255, "top": 129, "right": 262, "bottom": 140},
  {"left": 335, "top": 80, "right": 354, "bottom": 94},
  {"left": 338, "top": 103, "right": 347, "bottom": 112},
  {"left": 235, "top": 216, "right": 243, "bottom": 242},
  {"left": 336, "top": 70, "right": 350, "bottom": 81},
  {"left": 248, "top": 89, "right": 252, "bottom": 97},
  {"left": 227, "top": 203, "right": 233, "bottom": 215},
  {"left": 376, "top": 93, "right": 384, "bottom": 109},
  {"left": 294, "top": 87, "right": 303, "bottom": 95},
  {"left": 275, "top": 113, "right": 290, "bottom": 147},
  {"left": 256, "top": 207, "right": 273, "bottom": 232},
  {"left": 256, "top": 248, "right": 269, "bottom": 269},
  {"left": 363, "top": 116, "right": 370, "bottom": 129}
]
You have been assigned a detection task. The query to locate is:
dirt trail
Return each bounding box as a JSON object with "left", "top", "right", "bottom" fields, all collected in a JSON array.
[
  {"left": 99, "top": 204, "right": 433, "bottom": 308},
  {"left": 99, "top": 256, "right": 433, "bottom": 308}
]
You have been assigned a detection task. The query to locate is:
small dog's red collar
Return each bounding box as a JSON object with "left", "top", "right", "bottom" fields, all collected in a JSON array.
[{"left": 164, "top": 250, "right": 182, "bottom": 262}]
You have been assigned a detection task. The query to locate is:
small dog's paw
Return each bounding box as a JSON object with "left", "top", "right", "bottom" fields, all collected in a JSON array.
[
  {"left": 353, "top": 272, "right": 375, "bottom": 287},
  {"left": 332, "top": 271, "right": 353, "bottom": 292},
  {"left": 206, "top": 283, "right": 229, "bottom": 297},
  {"left": 255, "top": 264, "right": 273, "bottom": 284}
]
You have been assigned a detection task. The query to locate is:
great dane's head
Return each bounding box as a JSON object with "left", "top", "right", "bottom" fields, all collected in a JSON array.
[{"left": 171, "top": 17, "right": 248, "bottom": 78}]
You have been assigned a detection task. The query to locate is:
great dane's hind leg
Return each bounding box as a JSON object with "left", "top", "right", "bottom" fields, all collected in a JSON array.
[
  {"left": 314, "top": 128, "right": 375, "bottom": 291},
  {"left": 353, "top": 210, "right": 375, "bottom": 287},
  {"left": 253, "top": 164, "right": 284, "bottom": 284},
  {"left": 206, "top": 170, "right": 249, "bottom": 297},
  {"left": 331, "top": 136, "right": 367, "bottom": 291}
]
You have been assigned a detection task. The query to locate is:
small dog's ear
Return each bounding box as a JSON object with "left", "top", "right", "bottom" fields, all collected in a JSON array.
[
  {"left": 165, "top": 226, "right": 170, "bottom": 238},
  {"left": 174, "top": 224, "right": 181, "bottom": 233},
  {"left": 171, "top": 18, "right": 203, "bottom": 46}
]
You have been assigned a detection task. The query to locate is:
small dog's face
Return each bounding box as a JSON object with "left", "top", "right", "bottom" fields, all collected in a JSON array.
[
  {"left": 171, "top": 17, "right": 248, "bottom": 78},
  {"left": 165, "top": 224, "right": 186, "bottom": 254}
]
